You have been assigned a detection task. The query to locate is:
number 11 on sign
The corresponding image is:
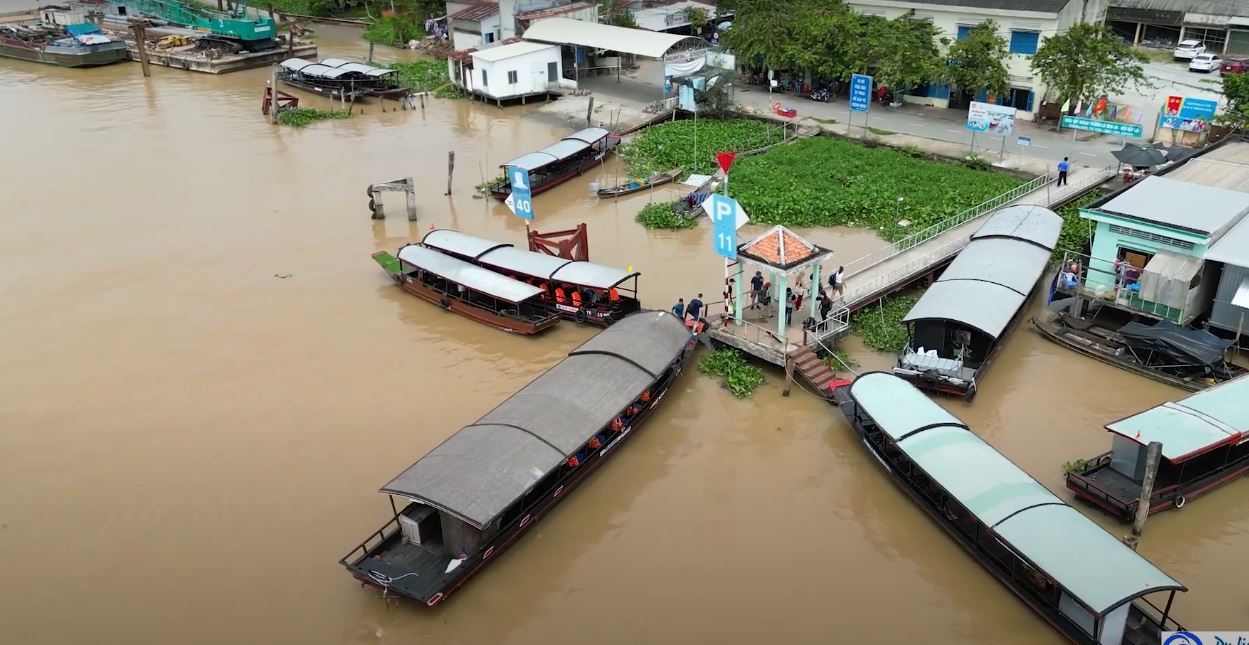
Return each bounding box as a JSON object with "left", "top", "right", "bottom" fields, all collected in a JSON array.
[{"left": 714, "top": 228, "right": 736, "bottom": 260}]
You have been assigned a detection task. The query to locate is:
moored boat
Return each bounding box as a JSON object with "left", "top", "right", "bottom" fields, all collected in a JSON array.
[
  {"left": 597, "top": 167, "right": 683, "bottom": 198},
  {"left": 278, "top": 57, "right": 407, "bottom": 101},
  {"left": 833, "top": 372, "right": 1187, "bottom": 644},
  {"left": 0, "top": 21, "right": 128, "bottom": 67},
  {"left": 1031, "top": 295, "right": 1245, "bottom": 392},
  {"left": 339, "top": 311, "right": 694, "bottom": 606},
  {"left": 372, "top": 245, "right": 561, "bottom": 335},
  {"left": 893, "top": 204, "right": 1062, "bottom": 401},
  {"left": 1066, "top": 373, "right": 1249, "bottom": 520},
  {"left": 489, "top": 127, "right": 621, "bottom": 201},
  {"left": 421, "top": 229, "right": 642, "bottom": 326}
]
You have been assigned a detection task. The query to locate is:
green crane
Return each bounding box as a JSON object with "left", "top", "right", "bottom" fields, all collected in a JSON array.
[{"left": 123, "top": 0, "right": 277, "bottom": 50}]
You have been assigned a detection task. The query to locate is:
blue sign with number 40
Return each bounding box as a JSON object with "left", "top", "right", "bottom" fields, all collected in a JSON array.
[{"left": 507, "top": 165, "right": 534, "bottom": 221}]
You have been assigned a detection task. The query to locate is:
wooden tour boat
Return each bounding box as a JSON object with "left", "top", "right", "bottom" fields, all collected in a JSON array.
[
  {"left": 1066, "top": 373, "right": 1249, "bottom": 521},
  {"left": 833, "top": 372, "right": 1187, "bottom": 645},
  {"left": 422, "top": 229, "right": 642, "bottom": 326},
  {"left": 893, "top": 205, "right": 1062, "bottom": 401},
  {"left": 278, "top": 57, "right": 409, "bottom": 102},
  {"left": 0, "top": 21, "right": 128, "bottom": 68},
  {"left": 372, "top": 245, "right": 560, "bottom": 335},
  {"left": 596, "top": 167, "right": 683, "bottom": 198},
  {"left": 1032, "top": 288, "right": 1244, "bottom": 392},
  {"left": 340, "top": 311, "right": 694, "bottom": 606},
  {"left": 489, "top": 127, "right": 621, "bottom": 201}
]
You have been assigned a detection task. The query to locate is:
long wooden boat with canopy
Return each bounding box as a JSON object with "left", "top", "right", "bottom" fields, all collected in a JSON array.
[
  {"left": 833, "top": 372, "right": 1187, "bottom": 644},
  {"left": 1066, "top": 373, "right": 1249, "bottom": 520},
  {"left": 422, "top": 229, "right": 641, "bottom": 326},
  {"left": 371, "top": 244, "right": 561, "bottom": 335},
  {"left": 339, "top": 312, "right": 694, "bottom": 606},
  {"left": 278, "top": 58, "right": 406, "bottom": 101},
  {"left": 489, "top": 127, "right": 621, "bottom": 201},
  {"left": 893, "top": 205, "right": 1062, "bottom": 401}
]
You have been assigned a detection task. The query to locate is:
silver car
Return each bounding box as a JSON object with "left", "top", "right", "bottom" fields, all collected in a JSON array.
[{"left": 1174, "top": 39, "right": 1206, "bottom": 59}]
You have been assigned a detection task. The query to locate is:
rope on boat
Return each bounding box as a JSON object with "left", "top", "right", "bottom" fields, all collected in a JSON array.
[{"left": 367, "top": 570, "right": 418, "bottom": 586}]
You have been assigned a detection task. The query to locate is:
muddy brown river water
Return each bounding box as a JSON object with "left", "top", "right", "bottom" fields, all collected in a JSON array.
[{"left": 2, "top": 21, "right": 1247, "bottom": 645}]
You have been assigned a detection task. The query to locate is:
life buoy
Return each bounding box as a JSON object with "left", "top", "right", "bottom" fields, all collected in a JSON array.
[
  {"left": 575, "top": 309, "right": 587, "bottom": 323},
  {"left": 1174, "top": 494, "right": 1186, "bottom": 508},
  {"left": 440, "top": 294, "right": 451, "bottom": 308}
]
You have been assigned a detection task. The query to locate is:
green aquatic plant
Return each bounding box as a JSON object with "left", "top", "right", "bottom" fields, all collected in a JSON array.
[
  {"left": 276, "top": 107, "right": 350, "bottom": 127},
  {"left": 699, "top": 348, "right": 766, "bottom": 398},
  {"left": 849, "top": 294, "right": 919, "bottom": 352},
  {"left": 635, "top": 202, "right": 698, "bottom": 230}
]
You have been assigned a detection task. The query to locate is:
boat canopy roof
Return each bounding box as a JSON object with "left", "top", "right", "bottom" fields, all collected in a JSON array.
[
  {"left": 280, "top": 58, "right": 314, "bottom": 71},
  {"left": 970, "top": 204, "right": 1062, "bottom": 251},
  {"left": 395, "top": 244, "right": 543, "bottom": 304},
  {"left": 1106, "top": 374, "right": 1249, "bottom": 463},
  {"left": 1118, "top": 320, "right": 1236, "bottom": 369},
  {"left": 848, "top": 372, "right": 1186, "bottom": 616},
  {"left": 298, "top": 64, "right": 355, "bottom": 79},
  {"left": 423, "top": 229, "right": 638, "bottom": 288},
  {"left": 902, "top": 206, "right": 1061, "bottom": 339},
  {"left": 380, "top": 312, "right": 690, "bottom": 529},
  {"left": 319, "top": 58, "right": 396, "bottom": 76},
  {"left": 501, "top": 127, "right": 610, "bottom": 169}
]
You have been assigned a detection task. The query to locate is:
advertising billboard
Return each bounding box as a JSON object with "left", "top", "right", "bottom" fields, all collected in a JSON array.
[
  {"left": 965, "top": 101, "right": 1017, "bottom": 136},
  {"left": 1060, "top": 97, "right": 1144, "bottom": 138},
  {"left": 1158, "top": 96, "right": 1218, "bottom": 133}
]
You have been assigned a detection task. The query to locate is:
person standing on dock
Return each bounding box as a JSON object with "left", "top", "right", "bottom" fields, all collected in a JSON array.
[
  {"left": 672, "top": 298, "right": 685, "bottom": 318},
  {"left": 820, "top": 291, "right": 833, "bottom": 321},
  {"left": 829, "top": 266, "right": 845, "bottom": 300},
  {"left": 687, "top": 294, "right": 704, "bottom": 322},
  {"left": 750, "top": 271, "right": 764, "bottom": 310},
  {"left": 785, "top": 288, "right": 795, "bottom": 326},
  {"left": 1057, "top": 157, "right": 1070, "bottom": 186}
]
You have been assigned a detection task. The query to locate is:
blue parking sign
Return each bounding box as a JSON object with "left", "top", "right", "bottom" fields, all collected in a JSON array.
[
  {"left": 706, "top": 194, "right": 738, "bottom": 260},
  {"left": 713, "top": 227, "right": 736, "bottom": 260},
  {"left": 507, "top": 165, "right": 534, "bottom": 221},
  {"left": 849, "top": 74, "right": 872, "bottom": 113}
]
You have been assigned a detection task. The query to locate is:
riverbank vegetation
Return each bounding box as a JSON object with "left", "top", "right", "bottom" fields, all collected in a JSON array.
[
  {"left": 1055, "top": 190, "right": 1104, "bottom": 254},
  {"left": 621, "top": 119, "right": 782, "bottom": 177},
  {"left": 276, "top": 107, "right": 350, "bottom": 127},
  {"left": 390, "top": 60, "right": 465, "bottom": 98},
  {"left": 699, "top": 348, "right": 766, "bottom": 398},
  {"left": 731, "top": 137, "right": 1022, "bottom": 239},
  {"left": 849, "top": 294, "right": 918, "bottom": 352},
  {"left": 636, "top": 202, "right": 698, "bottom": 230}
]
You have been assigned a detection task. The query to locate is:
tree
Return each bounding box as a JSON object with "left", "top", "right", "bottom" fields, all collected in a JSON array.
[
  {"left": 873, "top": 11, "right": 943, "bottom": 94},
  {"left": 685, "top": 6, "right": 710, "bottom": 32},
  {"left": 720, "top": 0, "right": 848, "bottom": 78},
  {"left": 944, "top": 19, "right": 1009, "bottom": 99},
  {"left": 1217, "top": 72, "right": 1249, "bottom": 132},
  {"left": 1031, "top": 22, "right": 1148, "bottom": 114}
]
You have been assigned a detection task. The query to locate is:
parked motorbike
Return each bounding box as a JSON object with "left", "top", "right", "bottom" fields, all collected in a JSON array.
[
  {"left": 808, "top": 87, "right": 830, "bottom": 102},
  {"left": 876, "top": 86, "right": 895, "bottom": 105}
]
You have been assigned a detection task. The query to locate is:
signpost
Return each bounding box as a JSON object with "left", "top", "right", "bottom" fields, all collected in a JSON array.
[
  {"left": 849, "top": 74, "right": 872, "bottom": 133},
  {"left": 1017, "top": 136, "right": 1031, "bottom": 147},
  {"left": 504, "top": 165, "right": 534, "bottom": 221},
  {"left": 703, "top": 192, "right": 750, "bottom": 323},
  {"left": 965, "top": 101, "right": 1017, "bottom": 159}
]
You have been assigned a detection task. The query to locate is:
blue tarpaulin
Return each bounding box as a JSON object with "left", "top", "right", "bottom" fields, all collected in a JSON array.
[{"left": 66, "top": 23, "right": 102, "bottom": 35}]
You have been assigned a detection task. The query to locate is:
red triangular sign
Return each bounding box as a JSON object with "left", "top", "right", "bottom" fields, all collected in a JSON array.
[{"left": 716, "top": 151, "right": 737, "bottom": 174}]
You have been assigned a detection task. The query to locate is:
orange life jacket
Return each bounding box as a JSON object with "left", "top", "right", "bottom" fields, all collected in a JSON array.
[
  {"left": 589, "top": 437, "right": 602, "bottom": 449},
  {"left": 609, "top": 287, "right": 620, "bottom": 302},
  {"left": 571, "top": 291, "right": 583, "bottom": 307},
  {"left": 610, "top": 418, "right": 623, "bottom": 432},
  {"left": 568, "top": 455, "right": 580, "bottom": 468},
  {"left": 555, "top": 287, "right": 567, "bottom": 304},
  {"left": 640, "top": 390, "right": 651, "bottom": 403}
]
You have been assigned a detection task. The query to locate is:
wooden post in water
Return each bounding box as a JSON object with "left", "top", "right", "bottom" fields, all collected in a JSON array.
[
  {"left": 445, "top": 151, "right": 455, "bottom": 196},
  {"left": 1125, "top": 441, "right": 1163, "bottom": 551},
  {"left": 405, "top": 177, "right": 417, "bottom": 222},
  {"left": 783, "top": 354, "right": 795, "bottom": 397},
  {"left": 269, "top": 66, "right": 280, "bottom": 123},
  {"left": 585, "top": 96, "right": 594, "bottom": 128},
  {"left": 131, "top": 23, "right": 151, "bottom": 78},
  {"left": 367, "top": 41, "right": 375, "bottom": 65}
]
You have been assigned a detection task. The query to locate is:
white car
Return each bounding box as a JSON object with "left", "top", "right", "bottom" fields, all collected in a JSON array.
[
  {"left": 1174, "top": 39, "right": 1206, "bottom": 59},
  {"left": 1190, "top": 54, "right": 1221, "bottom": 72}
]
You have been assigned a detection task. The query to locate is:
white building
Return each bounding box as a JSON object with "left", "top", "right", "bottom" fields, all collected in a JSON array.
[
  {"left": 846, "top": 0, "right": 1106, "bottom": 117},
  {"left": 449, "top": 40, "right": 568, "bottom": 104},
  {"left": 445, "top": 0, "right": 598, "bottom": 52}
]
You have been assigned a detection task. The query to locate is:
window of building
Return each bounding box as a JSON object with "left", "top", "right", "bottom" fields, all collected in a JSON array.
[
  {"left": 1009, "top": 30, "right": 1040, "bottom": 55},
  {"left": 1185, "top": 26, "right": 1226, "bottom": 49},
  {"left": 507, "top": 70, "right": 518, "bottom": 84},
  {"left": 1108, "top": 224, "right": 1195, "bottom": 251},
  {"left": 956, "top": 25, "right": 972, "bottom": 40},
  {"left": 1006, "top": 87, "right": 1033, "bottom": 111},
  {"left": 484, "top": 32, "right": 495, "bottom": 44},
  {"left": 481, "top": 69, "right": 488, "bottom": 85}
]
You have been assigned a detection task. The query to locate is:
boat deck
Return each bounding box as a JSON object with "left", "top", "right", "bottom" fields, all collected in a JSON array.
[
  {"left": 352, "top": 532, "right": 454, "bottom": 600},
  {"left": 1076, "top": 465, "right": 1145, "bottom": 503}
]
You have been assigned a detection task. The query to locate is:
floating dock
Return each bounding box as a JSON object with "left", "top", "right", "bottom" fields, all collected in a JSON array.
[{"left": 123, "top": 40, "right": 317, "bottom": 73}]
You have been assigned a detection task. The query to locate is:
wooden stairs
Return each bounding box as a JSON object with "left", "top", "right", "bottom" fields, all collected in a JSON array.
[{"left": 791, "top": 346, "right": 849, "bottom": 400}]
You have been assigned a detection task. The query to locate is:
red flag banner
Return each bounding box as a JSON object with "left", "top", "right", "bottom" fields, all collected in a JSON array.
[
  {"left": 716, "top": 151, "right": 737, "bottom": 174},
  {"left": 1165, "top": 95, "right": 1183, "bottom": 116}
]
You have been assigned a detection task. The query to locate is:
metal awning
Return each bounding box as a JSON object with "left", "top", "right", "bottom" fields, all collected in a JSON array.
[
  {"left": 1140, "top": 250, "right": 1202, "bottom": 310},
  {"left": 552, "top": 262, "right": 638, "bottom": 289},
  {"left": 380, "top": 312, "right": 691, "bottom": 529},
  {"left": 535, "top": 138, "right": 591, "bottom": 161},
  {"left": 421, "top": 229, "right": 513, "bottom": 260},
  {"left": 503, "top": 151, "right": 560, "bottom": 171},
  {"left": 970, "top": 204, "right": 1062, "bottom": 251},
  {"left": 938, "top": 238, "right": 1052, "bottom": 296},
  {"left": 299, "top": 64, "right": 354, "bottom": 79},
  {"left": 848, "top": 372, "right": 1187, "bottom": 616},
  {"left": 280, "top": 58, "right": 313, "bottom": 71},
  {"left": 477, "top": 246, "right": 574, "bottom": 280},
  {"left": 1106, "top": 374, "right": 1249, "bottom": 462},
  {"left": 395, "top": 245, "right": 543, "bottom": 304},
  {"left": 564, "top": 127, "right": 609, "bottom": 145},
  {"left": 320, "top": 58, "right": 351, "bottom": 67},
  {"left": 522, "top": 17, "right": 704, "bottom": 58}
]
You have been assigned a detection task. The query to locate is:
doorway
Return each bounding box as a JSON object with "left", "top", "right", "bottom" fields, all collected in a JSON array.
[
  {"left": 948, "top": 87, "right": 975, "bottom": 110},
  {"left": 547, "top": 61, "right": 557, "bottom": 86}
]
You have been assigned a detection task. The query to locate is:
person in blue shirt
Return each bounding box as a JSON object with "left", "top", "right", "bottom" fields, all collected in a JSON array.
[
  {"left": 686, "top": 294, "right": 704, "bottom": 321},
  {"left": 1057, "top": 157, "right": 1070, "bottom": 186},
  {"left": 672, "top": 298, "right": 685, "bottom": 318}
]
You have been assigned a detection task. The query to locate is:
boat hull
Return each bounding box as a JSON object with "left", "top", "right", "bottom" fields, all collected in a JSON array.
[
  {"left": 397, "top": 275, "right": 558, "bottom": 335},
  {"left": 341, "top": 345, "right": 691, "bottom": 606},
  {"left": 1066, "top": 453, "right": 1249, "bottom": 521},
  {"left": 0, "top": 40, "right": 129, "bottom": 67},
  {"left": 597, "top": 168, "right": 682, "bottom": 198}
]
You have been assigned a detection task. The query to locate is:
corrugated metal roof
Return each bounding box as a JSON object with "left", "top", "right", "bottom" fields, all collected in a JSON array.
[
  {"left": 1095, "top": 176, "right": 1249, "bottom": 237},
  {"left": 422, "top": 229, "right": 512, "bottom": 260},
  {"left": 478, "top": 246, "right": 573, "bottom": 279},
  {"left": 522, "top": 17, "right": 699, "bottom": 58},
  {"left": 536, "top": 138, "right": 591, "bottom": 160},
  {"left": 504, "top": 151, "right": 560, "bottom": 171},
  {"left": 903, "top": 279, "right": 1025, "bottom": 339},
  {"left": 471, "top": 40, "right": 558, "bottom": 62},
  {"left": 938, "top": 238, "right": 1053, "bottom": 296},
  {"left": 1203, "top": 205, "right": 1249, "bottom": 268},
  {"left": 848, "top": 372, "right": 1186, "bottom": 615},
  {"left": 565, "top": 127, "right": 609, "bottom": 144},
  {"left": 280, "top": 58, "right": 313, "bottom": 71},
  {"left": 381, "top": 311, "right": 691, "bottom": 528},
  {"left": 551, "top": 261, "right": 638, "bottom": 289},
  {"left": 1106, "top": 374, "right": 1249, "bottom": 462},
  {"left": 298, "top": 64, "right": 353, "bottom": 79},
  {"left": 451, "top": 2, "right": 499, "bottom": 21},
  {"left": 395, "top": 245, "right": 543, "bottom": 303},
  {"left": 970, "top": 204, "right": 1062, "bottom": 251}
]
